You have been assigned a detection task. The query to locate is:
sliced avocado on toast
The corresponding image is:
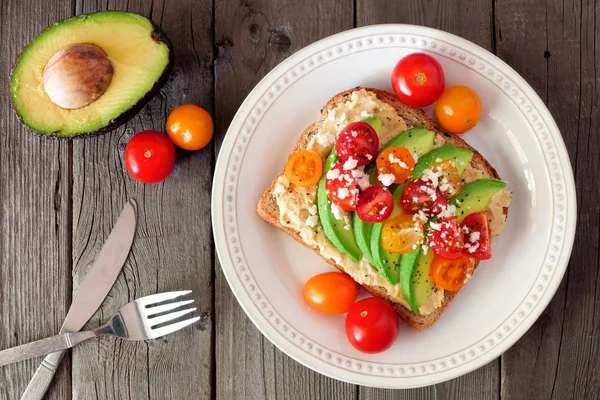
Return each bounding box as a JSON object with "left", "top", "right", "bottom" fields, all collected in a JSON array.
[
  {"left": 411, "top": 145, "right": 474, "bottom": 177},
  {"left": 451, "top": 179, "right": 507, "bottom": 222},
  {"left": 10, "top": 11, "right": 173, "bottom": 138},
  {"left": 317, "top": 150, "right": 362, "bottom": 262}
]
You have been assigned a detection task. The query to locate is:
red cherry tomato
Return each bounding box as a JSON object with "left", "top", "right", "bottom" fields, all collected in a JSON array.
[
  {"left": 325, "top": 163, "right": 359, "bottom": 211},
  {"left": 356, "top": 184, "right": 394, "bottom": 222},
  {"left": 428, "top": 217, "right": 464, "bottom": 260},
  {"left": 391, "top": 53, "right": 445, "bottom": 107},
  {"left": 345, "top": 297, "right": 399, "bottom": 354},
  {"left": 400, "top": 179, "right": 448, "bottom": 217},
  {"left": 461, "top": 212, "right": 492, "bottom": 260},
  {"left": 335, "top": 122, "right": 379, "bottom": 166},
  {"left": 125, "top": 130, "right": 176, "bottom": 184},
  {"left": 303, "top": 272, "right": 358, "bottom": 314}
]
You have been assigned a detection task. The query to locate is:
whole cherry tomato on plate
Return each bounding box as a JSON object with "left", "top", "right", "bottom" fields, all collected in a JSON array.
[
  {"left": 166, "top": 104, "right": 214, "bottom": 150},
  {"left": 435, "top": 85, "right": 481, "bottom": 134},
  {"left": 303, "top": 272, "right": 358, "bottom": 314},
  {"left": 125, "top": 130, "right": 176, "bottom": 184},
  {"left": 345, "top": 297, "right": 399, "bottom": 353},
  {"left": 391, "top": 53, "right": 445, "bottom": 107}
]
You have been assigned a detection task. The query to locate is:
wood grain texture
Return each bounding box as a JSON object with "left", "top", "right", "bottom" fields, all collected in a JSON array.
[
  {"left": 356, "top": 1, "right": 499, "bottom": 399},
  {"left": 213, "top": 0, "right": 356, "bottom": 399},
  {"left": 70, "top": 0, "right": 214, "bottom": 399},
  {"left": 496, "top": 0, "right": 600, "bottom": 399},
  {"left": 0, "top": 1, "right": 73, "bottom": 399}
]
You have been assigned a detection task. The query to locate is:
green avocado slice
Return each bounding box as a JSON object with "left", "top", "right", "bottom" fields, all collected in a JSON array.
[
  {"left": 399, "top": 247, "right": 421, "bottom": 312},
  {"left": 411, "top": 145, "right": 474, "bottom": 177},
  {"left": 450, "top": 179, "right": 507, "bottom": 222},
  {"left": 381, "top": 127, "right": 436, "bottom": 154},
  {"left": 409, "top": 250, "right": 436, "bottom": 312},
  {"left": 317, "top": 150, "right": 361, "bottom": 262}
]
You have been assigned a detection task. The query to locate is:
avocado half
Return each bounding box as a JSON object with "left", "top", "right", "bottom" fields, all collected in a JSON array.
[{"left": 9, "top": 11, "right": 173, "bottom": 138}]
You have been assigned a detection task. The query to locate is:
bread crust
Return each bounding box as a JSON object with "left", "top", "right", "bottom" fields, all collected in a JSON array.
[{"left": 256, "top": 87, "right": 508, "bottom": 329}]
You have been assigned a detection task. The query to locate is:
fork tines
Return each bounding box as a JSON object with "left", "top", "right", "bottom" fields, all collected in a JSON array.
[{"left": 139, "top": 291, "right": 199, "bottom": 338}]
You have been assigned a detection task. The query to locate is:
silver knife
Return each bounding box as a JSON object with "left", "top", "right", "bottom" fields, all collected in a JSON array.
[{"left": 20, "top": 199, "right": 137, "bottom": 400}]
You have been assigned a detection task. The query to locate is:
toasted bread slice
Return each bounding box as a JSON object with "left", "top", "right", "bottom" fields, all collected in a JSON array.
[{"left": 257, "top": 87, "right": 511, "bottom": 329}]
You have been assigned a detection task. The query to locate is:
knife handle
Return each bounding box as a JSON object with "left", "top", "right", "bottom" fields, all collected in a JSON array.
[{"left": 20, "top": 351, "right": 64, "bottom": 400}]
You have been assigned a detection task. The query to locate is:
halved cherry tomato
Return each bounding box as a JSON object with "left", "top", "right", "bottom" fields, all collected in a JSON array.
[
  {"left": 335, "top": 122, "right": 379, "bottom": 166},
  {"left": 428, "top": 217, "right": 464, "bottom": 260},
  {"left": 166, "top": 104, "right": 214, "bottom": 150},
  {"left": 432, "top": 160, "right": 463, "bottom": 198},
  {"left": 284, "top": 150, "right": 323, "bottom": 187},
  {"left": 356, "top": 184, "right": 393, "bottom": 222},
  {"left": 400, "top": 179, "right": 448, "bottom": 217},
  {"left": 304, "top": 272, "right": 358, "bottom": 314},
  {"left": 382, "top": 214, "right": 424, "bottom": 254},
  {"left": 435, "top": 85, "right": 481, "bottom": 134},
  {"left": 461, "top": 212, "right": 492, "bottom": 260},
  {"left": 345, "top": 297, "right": 399, "bottom": 354},
  {"left": 125, "top": 130, "right": 176, "bottom": 184},
  {"left": 430, "top": 254, "right": 475, "bottom": 291},
  {"left": 376, "top": 147, "right": 415, "bottom": 184},
  {"left": 326, "top": 163, "right": 359, "bottom": 211},
  {"left": 391, "top": 53, "right": 445, "bottom": 107}
]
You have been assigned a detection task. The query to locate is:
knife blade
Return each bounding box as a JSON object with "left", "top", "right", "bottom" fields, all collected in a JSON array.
[{"left": 20, "top": 199, "right": 137, "bottom": 400}]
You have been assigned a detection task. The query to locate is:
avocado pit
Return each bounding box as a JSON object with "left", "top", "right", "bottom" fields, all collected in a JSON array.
[{"left": 43, "top": 43, "right": 113, "bottom": 110}]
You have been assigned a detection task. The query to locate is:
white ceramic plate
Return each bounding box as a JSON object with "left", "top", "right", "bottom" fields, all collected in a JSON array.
[{"left": 212, "top": 25, "right": 576, "bottom": 388}]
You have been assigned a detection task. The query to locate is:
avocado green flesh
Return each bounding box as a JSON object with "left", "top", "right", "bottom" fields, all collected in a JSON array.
[
  {"left": 353, "top": 213, "right": 375, "bottom": 265},
  {"left": 317, "top": 150, "right": 361, "bottom": 262},
  {"left": 399, "top": 247, "right": 421, "bottom": 312},
  {"left": 381, "top": 127, "right": 436, "bottom": 155},
  {"left": 10, "top": 11, "right": 171, "bottom": 137},
  {"left": 362, "top": 116, "right": 382, "bottom": 133},
  {"left": 410, "top": 250, "right": 435, "bottom": 312},
  {"left": 411, "top": 145, "right": 474, "bottom": 177},
  {"left": 370, "top": 223, "right": 401, "bottom": 284},
  {"left": 451, "top": 179, "right": 507, "bottom": 222}
]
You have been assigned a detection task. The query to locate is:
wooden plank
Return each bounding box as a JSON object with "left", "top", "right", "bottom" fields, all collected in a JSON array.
[
  {"left": 70, "top": 1, "right": 214, "bottom": 399},
  {"left": 213, "top": 0, "right": 356, "bottom": 399},
  {"left": 0, "top": 1, "right": 73, "bottom": 399},
  {"left": 496, "top": 0, "right": 600, "bottom": 398},
  {"left": 356, "top": 1, "right": 499, "bottom": 399}
]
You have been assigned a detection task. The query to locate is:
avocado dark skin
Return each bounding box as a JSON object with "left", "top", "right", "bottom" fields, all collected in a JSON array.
[{"left": 10, "top": 15, "right": 174, "bottom": 140}]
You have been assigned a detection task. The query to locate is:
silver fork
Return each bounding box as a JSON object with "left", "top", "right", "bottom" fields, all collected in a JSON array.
[{"left": 0, "top": 291, "right": 198, "bottom": 367}]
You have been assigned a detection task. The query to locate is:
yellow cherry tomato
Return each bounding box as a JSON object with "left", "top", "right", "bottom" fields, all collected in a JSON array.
[{"left": 166, "top": 104, "right": 214, "bottom": 150}]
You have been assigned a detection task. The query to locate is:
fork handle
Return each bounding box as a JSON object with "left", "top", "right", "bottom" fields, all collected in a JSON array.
[{"left": 0, "top": 331, "right": 96, "bottom": 367}]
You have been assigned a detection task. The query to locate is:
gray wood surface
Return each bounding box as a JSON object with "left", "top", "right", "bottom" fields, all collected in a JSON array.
[{"left": 0, "top": 0, "right": 598, "bottom": 399}]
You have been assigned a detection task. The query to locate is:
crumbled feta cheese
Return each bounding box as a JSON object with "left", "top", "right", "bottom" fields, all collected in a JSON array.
[
  {"left": 306, "top": 215, "right": 319, "bottom": 227},
  {"left": 358, "top": 176, "right": 370, "bottom": 190},
  {"left": 467, "top": 243, "right": 479, "bottom": 253},
  {"left": 412, "top": 244, "right": 418, "bottom": 250},
  {"left": 470, "top": 231, "right": 481, "bottom": 242},
  {"left": 360, "top": 110, "right": 371, "bottom": 118},
  {"left": 343, "top": 157, "right": 358, "bottom": 170},
  {"left": 326, "top": 168, "right": 340, "bottom": 180},
  {"left": 317, "top": 132, "right": 335, "bottom": 146},
  {"left": 429, "top": 222, "right": 442, "bottom": 230},
  {"left": 350, "top": 130, "right": 358, "bottom": 138},
  {"left": 308, "top": 204, "right": 318, "bottom": 215},
  {"left": 388, "top": 153, "right": 408, "bottom": 169},
  {"left": 379, "top": 206, "right": 388, "bottom": 215},
  {"left": 343, "top": 216, "right": 351, "bottom": 231},
  {"left": 438, "top": 204, "right": 457, "bottom": 219},
  {"left": 366, "top": 154, "right": 373, "bottom": 161},
  {"left": 421, "top": 167, "right": 443, "bottom": 188},
  {"left": 415, "top": 210, "right": 428, "bottom": 224},
  {"left": 377, "top": 173, "right": 396, "bottom": 186},
  {"left": 435, "top": 157, "right": 443, "bottom": 163},
  {"left": 439, "top": 183, "right": 450, "bottom": 192},
  {"left": 330, "top": 203, "right": 345, "bottom": 220},
  {"left": 337, "top": 187, "right": 350, "bottom": 199},
  {"left": 422, "top": 244, "right": 429, "bottom": 255}
]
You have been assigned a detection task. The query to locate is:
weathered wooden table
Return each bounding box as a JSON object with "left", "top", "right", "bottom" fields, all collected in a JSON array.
[{"left": 0, "top": 0, "right": 598, "bottom": 399}]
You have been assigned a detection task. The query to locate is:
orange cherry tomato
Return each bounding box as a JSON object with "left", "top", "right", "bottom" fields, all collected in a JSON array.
[
  {"left": 430, "top": 254, "right": 475, "bottom": 292},
  {"left": 433, "top": 160, "right": 463, "bottom": 198},
  {"left": 166, "top": 104, "right": 214, "bottom": 150},
  {"left": 376, "top": 147, "right": 415, "bottom": 184},
  {"left": 435, "top": 85, "right": 481, "bottom": 134},
  {"left": 303, "top": 272, "right": 358, "bottom": 314},
  {"left": 285, "top": 150, "right": 322, "bottom": 187},
  {"left": 381, "top": 214, "right": 424, "bottom": 254}
]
